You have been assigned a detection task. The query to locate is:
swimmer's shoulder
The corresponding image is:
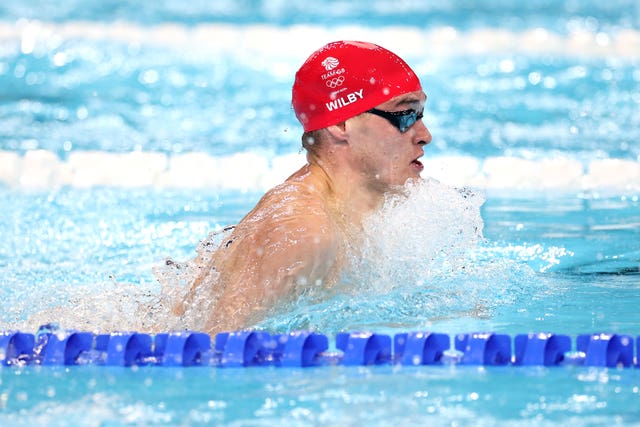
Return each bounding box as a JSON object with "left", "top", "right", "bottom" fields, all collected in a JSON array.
[
  {"left": 255, "top": 176, "right": 329, "bottom": 216},
  {"left": 237, "top": 180, "right": 333, "bottom": 239}
]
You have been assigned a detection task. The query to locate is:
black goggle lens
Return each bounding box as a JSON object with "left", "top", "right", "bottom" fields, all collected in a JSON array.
[{"left": 366, "top": 108, "right": 424, "bottom": 133}]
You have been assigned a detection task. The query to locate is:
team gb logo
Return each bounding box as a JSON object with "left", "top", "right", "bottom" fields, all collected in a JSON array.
[{"left": 321, "top": 57, "right": 339, "bottom": 71}]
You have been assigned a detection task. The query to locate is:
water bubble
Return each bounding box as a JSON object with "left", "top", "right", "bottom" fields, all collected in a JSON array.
[
  {"left": 528, "top": 72, "right": 541, "bottom": 85},
  {"left": 584, "top": 16, "right": 599, "bottom": 32},
  {"left": 46, "top": 387, "right": 56, "bottom": 398},
  {"left": 76, "top": 106, "right": 88, "bottom": 120},
  {"left": 14, "top": 63, "right": 26, "bottom": 79},
  {"left": 139, "top": 69, "right": 159, "bottom": 85},
  {"left": 499, "top": 59, "right": 515, "bottom": 73},
  {"left": 52, "top": 51, "right": 68, "bottom": 67}
]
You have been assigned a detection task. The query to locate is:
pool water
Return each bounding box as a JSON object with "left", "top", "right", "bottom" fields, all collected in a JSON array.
[
  {"left": 2, "top": 364, "right": 639, "bottom": 426},
  {"left": 1, "top": 0, "right": 640, "bottom": 425}
]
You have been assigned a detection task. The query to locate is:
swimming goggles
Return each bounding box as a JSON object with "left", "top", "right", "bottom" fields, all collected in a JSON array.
[{"left": 366, "top": 108, "right": 424, "bottom": 133}]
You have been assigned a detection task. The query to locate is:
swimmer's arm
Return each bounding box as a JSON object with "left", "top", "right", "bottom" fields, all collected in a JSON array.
[{"left": 206, "top": 222, "right": 336, "bottom": 333}]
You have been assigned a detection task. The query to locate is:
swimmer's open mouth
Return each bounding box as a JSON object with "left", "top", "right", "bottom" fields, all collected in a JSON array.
[{"left": 411, "top": 158, "right": 424, "bottom": 171}]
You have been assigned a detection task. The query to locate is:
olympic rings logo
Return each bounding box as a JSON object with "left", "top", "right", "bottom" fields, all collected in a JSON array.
[{"left": 325, "top": 76, "right": 345, "bottom": 88}]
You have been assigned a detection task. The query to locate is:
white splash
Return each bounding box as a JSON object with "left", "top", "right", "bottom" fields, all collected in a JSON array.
[{"left": 349, "top": 177, "right": 486, "bottom": 292}]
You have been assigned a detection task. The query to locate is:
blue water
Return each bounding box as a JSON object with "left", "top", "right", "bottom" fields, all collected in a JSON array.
[
  {"left": 1, "top": 0, "right": 638, "bottom": 32},
  {"left": 2, "top": 364, "right": 640, "bottom": 426},
  {"left": 1, "top": 0, "right": 640, "bottom": 425}
]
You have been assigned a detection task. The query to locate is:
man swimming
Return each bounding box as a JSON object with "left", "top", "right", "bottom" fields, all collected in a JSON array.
[{"left": 175, "top": 40, "right": 432, "bottom": 334}]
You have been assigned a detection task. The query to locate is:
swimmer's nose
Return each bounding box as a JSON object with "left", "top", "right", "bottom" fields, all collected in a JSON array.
[{"left": 414, "top": 119, "right": 432, "bottom": 146}]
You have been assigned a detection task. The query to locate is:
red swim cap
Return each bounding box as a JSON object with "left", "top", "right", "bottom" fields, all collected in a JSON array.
[{"left": 292, "top": 41, "right": 422, "bottom": 132}]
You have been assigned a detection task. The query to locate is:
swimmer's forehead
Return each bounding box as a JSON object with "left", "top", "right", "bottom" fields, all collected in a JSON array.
[{"left": 379, "top": 90, "right": 427, "bottom": 110}]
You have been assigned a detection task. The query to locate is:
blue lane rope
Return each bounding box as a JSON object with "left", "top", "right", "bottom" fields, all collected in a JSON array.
[{"left": 0, "top": 325, "right": 637, "bottom": 368}]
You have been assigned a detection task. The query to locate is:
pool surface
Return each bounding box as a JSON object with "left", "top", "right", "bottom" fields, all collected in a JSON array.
[{"left": 1, "top": 0, "right": 640, "bottom": 425}]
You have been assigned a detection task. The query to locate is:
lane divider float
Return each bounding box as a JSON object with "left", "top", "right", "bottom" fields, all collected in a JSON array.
[{"left": 0, "top": 325, "right": 637, "bottom": 368}]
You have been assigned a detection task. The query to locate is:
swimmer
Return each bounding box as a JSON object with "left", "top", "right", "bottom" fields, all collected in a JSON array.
[{"left": 177, "top": 40, "right": 432, "bottom": 334}]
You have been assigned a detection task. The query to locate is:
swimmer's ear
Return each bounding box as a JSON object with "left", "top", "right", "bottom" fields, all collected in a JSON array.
[{"left": 325, "top": 121, "right": 348, "bottom": 144}]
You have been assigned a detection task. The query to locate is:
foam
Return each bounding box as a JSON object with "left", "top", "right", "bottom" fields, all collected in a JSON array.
[
  {"left": 1, "top": 20, "right": 639, "bottom": 59},
  {"left": 2, "top": 149, "right": 639, "bottom": 193}
]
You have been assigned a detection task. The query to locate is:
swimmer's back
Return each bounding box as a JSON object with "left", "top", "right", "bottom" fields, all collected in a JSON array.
[{"left": 203, "top": 165, "right": 342, "bottom": 333}]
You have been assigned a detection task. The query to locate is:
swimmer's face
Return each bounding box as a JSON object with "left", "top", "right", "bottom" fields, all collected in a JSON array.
[{"left": 346, "top": 90, "right": 431, "bottom": 189}]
